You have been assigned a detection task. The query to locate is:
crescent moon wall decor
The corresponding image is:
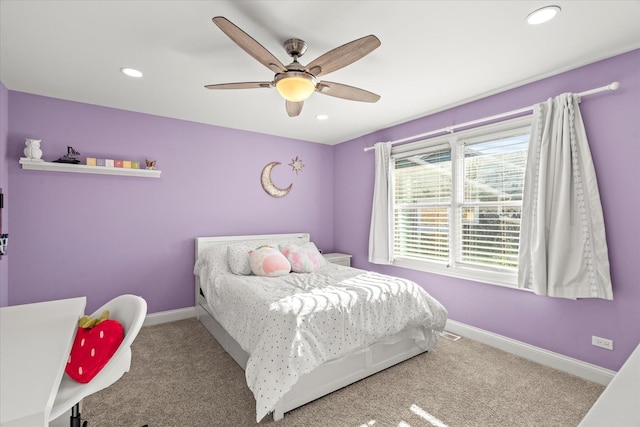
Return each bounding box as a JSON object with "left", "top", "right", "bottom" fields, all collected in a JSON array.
[{"left": 261, "top": 162, "right": 293, "bottom": 198}]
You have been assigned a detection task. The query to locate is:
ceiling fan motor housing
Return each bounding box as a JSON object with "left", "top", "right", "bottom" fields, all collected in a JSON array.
[{"left": 283, "top": 38, "right": 308, "bottom": 58}]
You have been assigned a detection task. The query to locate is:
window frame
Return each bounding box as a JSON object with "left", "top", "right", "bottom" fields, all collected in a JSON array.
[{"left": 390, "top": 116, "right": 532, "bottom": 288}]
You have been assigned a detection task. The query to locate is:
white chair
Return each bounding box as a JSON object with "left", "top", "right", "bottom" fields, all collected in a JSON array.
[{"left": 49, "top": 294, "right": 147, "bottom": 427}]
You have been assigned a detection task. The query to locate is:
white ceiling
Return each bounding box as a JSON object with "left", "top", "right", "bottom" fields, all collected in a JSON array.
[{"left": 1, "top": 1, "right": 639, "bottom": 145}]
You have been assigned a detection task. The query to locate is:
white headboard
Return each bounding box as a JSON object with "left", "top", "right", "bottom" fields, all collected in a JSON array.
[
  {"left": 195, "top": 232, "right": 309, "bottom": 258},
  {"left": 194, "top": 233, "right": 310, "bottom": 307}
]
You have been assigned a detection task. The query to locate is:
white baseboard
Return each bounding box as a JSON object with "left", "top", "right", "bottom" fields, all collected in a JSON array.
[
  {"left": 143, "top": 306, "right": 196, "bottom": 326},
  {"left": 445, "top": 319, "right": 616, "bottom": 386}
]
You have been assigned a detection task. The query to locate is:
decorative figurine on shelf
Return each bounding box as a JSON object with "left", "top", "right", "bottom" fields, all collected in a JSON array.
[
  {"left": 53, "top": 146, "right": 81, "bottom": 164},
  {"left": 145, "top": 159, "right": 156, "bottom": 170},
  {"left": 23, "top": 138, "right": 43, "bottom": 161}
]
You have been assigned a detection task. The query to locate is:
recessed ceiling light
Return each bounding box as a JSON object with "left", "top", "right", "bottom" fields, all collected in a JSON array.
[
  {"left": 120, "top": 67, "right": 143, "bottom": 78},
  {"left": 526, "top": 5, "right": 561, "bottom": 25},
  {"left": 316, "top": 114, "right": 329, "bottom": 120}
]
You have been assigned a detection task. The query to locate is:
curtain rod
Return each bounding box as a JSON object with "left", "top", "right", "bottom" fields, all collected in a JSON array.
[{"left": 364, "top": 81, "right": 620, "bottom": 152}]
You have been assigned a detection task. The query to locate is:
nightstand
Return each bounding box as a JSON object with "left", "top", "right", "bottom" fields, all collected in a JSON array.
[{"left": 323, "top": 253, "right": 352, "bottom": 267}]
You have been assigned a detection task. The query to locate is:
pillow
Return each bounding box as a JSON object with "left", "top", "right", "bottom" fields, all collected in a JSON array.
[
  {"left": 66, "top": 319, "right": 124, "bottom": 383},
  {"left": 279, "top": 242, "right": 327, "bottom": 273},
  {"left": 227, "top": 238, "right": 307, "bottom": 275},
  {"left": 227, "top": 244, "right": 253, "bottom": 275},
  {"left": 249, "top": 246, "right": 291, "bottom": 277},
  {"left": 194, "top": 244, "right": 231, "bottom": 278}
]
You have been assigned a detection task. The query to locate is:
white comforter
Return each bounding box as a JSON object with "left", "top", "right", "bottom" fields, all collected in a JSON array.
[{"left": 200, "top": 263, "right": 447, "bottom": 422}]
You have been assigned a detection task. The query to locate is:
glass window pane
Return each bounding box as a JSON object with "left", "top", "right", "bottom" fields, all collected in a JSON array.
[
  {"left": 394, "top": 148, "right": 451, "bottom": 263},
  {"left": 460, "top": 205, "right": 522, "bottom": 269},
  {"left": 394, "top": 150, "right": 451, "bottom": 204},
  {"left": 394, "top": 207, "right": 449, "bottom": 262},
  {"left": 464, "top": 134, "right": 528, "bottom": 203}
]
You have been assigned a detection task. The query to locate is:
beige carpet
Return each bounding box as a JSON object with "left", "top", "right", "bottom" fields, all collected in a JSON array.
[{"left": 82, "top": 318, "right": 603, "bottom": 427}]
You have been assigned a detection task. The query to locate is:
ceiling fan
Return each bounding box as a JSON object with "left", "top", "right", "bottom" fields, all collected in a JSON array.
[{"left": 205, "top": 16, "right": 381, "bottom": 117}]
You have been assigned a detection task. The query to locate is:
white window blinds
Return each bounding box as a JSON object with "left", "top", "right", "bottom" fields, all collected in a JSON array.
[
  {"left": 391, "top": 117, "right": 530, "bottom": 286},
  {"left": 459, "top": 133, "right": 528, "bottom": 270},
  {"left": 393, "top": 145, "right": 451, "bottom": 263}
]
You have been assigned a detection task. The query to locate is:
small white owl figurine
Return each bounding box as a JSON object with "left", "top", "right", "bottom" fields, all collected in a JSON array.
[{"left": 24, "top": 139, "right": 43, "bottom": 160}]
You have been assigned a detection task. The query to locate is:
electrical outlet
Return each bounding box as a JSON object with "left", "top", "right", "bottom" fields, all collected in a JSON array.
[{"left": 592, "top": 336, "right": 614, "bottom": 350}]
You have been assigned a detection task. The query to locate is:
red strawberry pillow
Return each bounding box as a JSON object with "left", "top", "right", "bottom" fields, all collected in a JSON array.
[{"left": 65, "top": 315, "right": 124, "bottom": 383}]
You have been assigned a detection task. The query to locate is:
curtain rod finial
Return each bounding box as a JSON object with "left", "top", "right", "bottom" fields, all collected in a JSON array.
[{"left": 609, "top": 82, "right": 620, "bottom": 91}]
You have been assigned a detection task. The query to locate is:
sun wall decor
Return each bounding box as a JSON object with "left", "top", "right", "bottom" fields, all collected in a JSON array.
[{"left": 289, "top": 156, "right": 304, "bottom": 174}]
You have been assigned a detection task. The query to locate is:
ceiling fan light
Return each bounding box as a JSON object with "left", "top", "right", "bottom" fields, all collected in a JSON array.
[{"left": 275, "top": 72, "right": 316, "bottom": 102}]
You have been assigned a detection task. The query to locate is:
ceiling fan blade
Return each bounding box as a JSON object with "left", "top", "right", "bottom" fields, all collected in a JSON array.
[
  {"left": 286, "top": 100, "right": 303, "bottom": 117},
  {"left": 316, "top": 81, "right": 380, "bottom": 103},
  {"left": 205, "top": 82, "right": 273, "bottom": 90},
  {"left": 212, "top": 17, "right": 287, "bottom": 74},
  {"left": 306, "top": 35, "right": 380, "bottom": 77}
]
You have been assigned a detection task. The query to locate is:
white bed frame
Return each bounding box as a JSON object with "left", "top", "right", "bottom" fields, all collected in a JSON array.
[{"left": 194, "top": 233, "right": 429, "bottom": 421}]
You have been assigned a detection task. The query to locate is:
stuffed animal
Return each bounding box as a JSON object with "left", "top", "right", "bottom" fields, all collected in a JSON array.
[
  {"left": 77, "top": 310, "right": 110, "bottom": 328},
  {"left": 249, "top": 245, "right": 291, "bottom": 277},
  {"left": 66, "top": 310, "right": 124, "bottom": 383}
]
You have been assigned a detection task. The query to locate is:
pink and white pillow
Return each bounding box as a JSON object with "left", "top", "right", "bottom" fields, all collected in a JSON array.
[
  {"left": 279, "top": 242, "right": 326, "bottom": 273},
  {"left": 249, "top": 246, "right": 291, "bottom": 277}
]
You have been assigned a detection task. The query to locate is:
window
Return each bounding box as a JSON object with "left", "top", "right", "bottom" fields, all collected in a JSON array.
[{"left": 391, "top": 117, "right": 530, "bottom": 287}]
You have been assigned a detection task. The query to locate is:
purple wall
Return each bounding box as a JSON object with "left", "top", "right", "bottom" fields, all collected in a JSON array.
[
  {"left": 0, "top": 82, "right": 8, "bottom": 306},
  {"left": 4, "top": 50, "right": 638, "bottom": 371},
  {"left": 334, "top": 49, "right": 640, "bottom": 371},
  {"left": 6, "top": 95, "right": 334, "bottom": 314}
]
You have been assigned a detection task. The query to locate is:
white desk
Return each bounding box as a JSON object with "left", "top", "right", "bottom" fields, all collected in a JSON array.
[
  {"left": 0, "top": 297, "right": 86, "bottom": 427},
  {"left": 579, "top": 342, "right": 640, "bottom": 427}
]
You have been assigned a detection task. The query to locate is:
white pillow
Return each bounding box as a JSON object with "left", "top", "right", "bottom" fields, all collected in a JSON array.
[
  {"left": 249, "top": 246, "right": 291, "bottom": 277},
  {"left": 227, "top": 244, "right": 253, "bottom": 275},
  {"left": 194, "top": 245, "right": 230, "bottom": 278}
]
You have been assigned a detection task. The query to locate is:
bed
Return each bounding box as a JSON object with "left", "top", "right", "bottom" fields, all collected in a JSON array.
[{"left": 193, "top": 233, "right": 448, "bottom": 422}]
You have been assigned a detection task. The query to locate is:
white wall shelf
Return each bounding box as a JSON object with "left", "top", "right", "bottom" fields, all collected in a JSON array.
[{"left": 19, "top": 158, "right": 161, "bottom": 178}]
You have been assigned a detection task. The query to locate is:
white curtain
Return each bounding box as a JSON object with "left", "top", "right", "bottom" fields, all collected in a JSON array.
[
  {"left": 368, "top": 142, "right": 393, "bottom": 264},
  {"left": 518, "top": 93, "right": 613, "bottom": 299}
]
